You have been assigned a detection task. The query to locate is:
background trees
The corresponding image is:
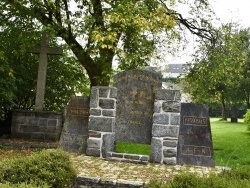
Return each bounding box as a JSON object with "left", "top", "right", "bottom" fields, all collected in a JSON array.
[
  {"left": 0, "top": 16, "right": 89, "bottom": 119},
  {"left": 0, "top": 0, "right": 215, "bottom": 87},
  {"left": 182, "top": 24, "right": 250, "bottom": 119}
]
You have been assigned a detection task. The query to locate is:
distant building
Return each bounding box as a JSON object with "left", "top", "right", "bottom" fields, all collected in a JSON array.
[{"left": 165, "top": 64, "right": 185, "bottom": 78}]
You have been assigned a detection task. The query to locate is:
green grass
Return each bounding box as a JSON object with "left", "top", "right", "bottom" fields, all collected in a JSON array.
[
  {"left": 115, "top": 118, "right": 250, "bottom": 168},
  {"left": 211, "top": 118, "right": 250, "bottom": 167},
  {"left": 115, "top": 141, "right": 151, "bottom": 155}
]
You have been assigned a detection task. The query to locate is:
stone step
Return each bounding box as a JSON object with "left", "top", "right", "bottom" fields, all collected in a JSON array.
[{"left": 106, "top": 152, "right": 149, "bottom": 164}]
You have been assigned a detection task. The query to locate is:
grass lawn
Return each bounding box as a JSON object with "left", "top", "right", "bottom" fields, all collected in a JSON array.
[
  {"left": 211, "top": 118, "right": 250, "bottom": 167},
  {"left": 116, "top": 118, "right": 250, "bottom": 168},
  {"left": 115, "top": 141, "right": 151, "bottom": 155}
]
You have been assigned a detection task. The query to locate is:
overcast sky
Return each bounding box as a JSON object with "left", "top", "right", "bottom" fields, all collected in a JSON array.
[
  {"left": 210, "top": 0, "right": 250, "bottom": 28},
  {"left": 160, "top": 0, "right": 250, "bottom": 66}
]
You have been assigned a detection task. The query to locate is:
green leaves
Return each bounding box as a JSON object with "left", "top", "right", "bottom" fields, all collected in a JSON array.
[{"left": 183, "top": 24, "right": 250, "bottom": 117}]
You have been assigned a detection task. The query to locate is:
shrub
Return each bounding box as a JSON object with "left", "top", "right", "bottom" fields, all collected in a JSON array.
[
  {"left": 149, "top": 167, "right": 250, "bottom": 188},
  {"left": 0, "top": 182, "right": 49, "bottom": 188},
  {"left": 243, "top": 109, "right": 250, "bottom": 131},
  {"left": 0, "top": 149, "right": 77, "bottom": 187}
]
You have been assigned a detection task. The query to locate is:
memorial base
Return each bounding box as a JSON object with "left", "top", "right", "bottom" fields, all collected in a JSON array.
[{"left": 11, "top": 110, "right": 62, "bottom": 141}]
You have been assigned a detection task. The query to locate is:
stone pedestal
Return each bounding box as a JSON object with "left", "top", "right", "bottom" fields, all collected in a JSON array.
[{"left": 11, "top": 110, "right": 62, "bottom": 141}]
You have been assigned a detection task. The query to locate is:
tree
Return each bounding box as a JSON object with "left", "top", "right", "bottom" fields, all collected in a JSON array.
[
  {"left": 0, "top": 0, "right": 215, "bottom": 87},
  {"left": 182, "top": 24, "right": 249, "bottom": 120},
  {"left": 237, "top": 29, "right": 250, "bottom": 108},
  {"left": 0, "top": 15, "right": 89, "bottom": 119}
]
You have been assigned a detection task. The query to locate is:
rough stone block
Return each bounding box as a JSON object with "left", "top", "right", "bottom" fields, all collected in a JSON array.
[
  {"left": 86, "top": 148, "right": 100, "bottom": 157},
  {"left": 153, "top": 114, "right": 169, "bottom": 124},
  {"left": 31, "top": 132, "right": 45, "bottom": 140},
  {"left": 12, "top": 132, "right": 31, "bottom": 140},
  {"left": 102, "top": 133, "right": 115, "bottom": 158},
  {"left": 87, "top": 137, "right": 101, "bottom": 149},
  {"left": 155, "top": 90, "right": 181, "bottom": 101},
  {"left": 152, "top": 124, "right": 179, "bottom": 137},
  {"left": 163, "top": 147, "right": 177, "bottom": 157},
  {"left": 48, "top": 119, "right": 58, "bottom": 127},
  {"left": 140, "top": 155, "right": 149, "bottom": 162},
  {"left": 38, "top": 118, "right": 48, "bottom": 126},
  {"left": 170, "top": 113, "right": 180, "bottom": 125},
  {"left": 124, "top": 154, "right": 140, "bottom": 160},
  {"left": 29, "top": 118, "right": 39, "bottom": 126},
  {"left": 88, "top": 130, "right": 102, "bottom": 138},
  {"left": 102, "top": 110, "right": 116, "bottom": 117},
  {"left": 99, "top": 99, "right": 115, "bottom": 109},
  {"left": 111, "top": 152, "right": 124, "bottom": 158},
  {"left": 150, "top": 137, "right": 163, "bottom": 163},
  {"left": 88, "top": 117, "right": 115, "bottom": 132},
  {"left": 109, "top": 87, "right": 117, "bottom": 98},
  {"left": 163, "top": 157, "right": 176, "bottom": 165},
  {"left": 99, "top": 87, "right": 110, "bottom": 98},
  {"left": 45, "top": 126, "right": 57, "bottom": 133},
  {"left": 90, "top": 87, "right": 98, "bottom": 108},
  {"left": 90, "top": 109, "right": 102, "bottom": 116},
  {"left": 19, "top": 125, "right": 39, "bottom": 133},
  {"left": 154, "top": 101, "right": 162, "bottom": 113},
  {"left": 12, "top": 116, "right": 27, "bottom": 125},
  {"left": 162, "top": 101, "right": 180, "bottom": 113},
  {"left": 163, "top": 140, "right": 178, "bottom": 147},
  {"left": 45, "top": 133, "right": 59, "bottom": 141}
]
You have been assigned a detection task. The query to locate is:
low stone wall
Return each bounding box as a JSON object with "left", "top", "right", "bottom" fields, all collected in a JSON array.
[
  {"left": 11, "top": 110, "right": 62, "bottom": 141},
  {"left": 74, "top": 176, "right": 146, "bottom": 188},
  {"left": 150, "top": 90, "right": 181, "bottom": 164},
  {"left": 106, "top": 152, "right": 149, "bottom": 164}
]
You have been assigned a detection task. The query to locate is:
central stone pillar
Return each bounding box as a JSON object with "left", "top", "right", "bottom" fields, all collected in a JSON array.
[{"left": 86, "top": 87, "right": 117, "bottom": 158}]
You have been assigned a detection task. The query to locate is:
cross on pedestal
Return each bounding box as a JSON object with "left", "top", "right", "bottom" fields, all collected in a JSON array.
[{"left": 29, "top": 32, "right": 63, "bottom": 111}]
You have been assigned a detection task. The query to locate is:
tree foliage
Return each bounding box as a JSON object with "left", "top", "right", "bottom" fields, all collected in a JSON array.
[
  {"left": 0, "top": 0, "right": 215, "bottom": 87},
  {"left": 182, "top": 24, "right": 250, "bottom": 119},
  {"left": 0, "top": 16, "right": 89, "bottom": 119}
]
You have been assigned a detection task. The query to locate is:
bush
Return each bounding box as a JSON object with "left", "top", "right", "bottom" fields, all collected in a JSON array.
[
  {"left": 149, "top": 167, "right": 250, "bottom": 188},
  {"left": 0, "top": 182, "right": 49, "bottom": 188},
  {"left": 243, "top": 109, "right": 250, "bottom": 131},
  {"left": 0, "top": 149, "right": 77, "bottom": 187}
]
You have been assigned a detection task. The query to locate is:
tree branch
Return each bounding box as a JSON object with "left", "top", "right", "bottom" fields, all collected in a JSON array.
[{"left": 159, "top": 0, "right": 216, "bottom": 42}]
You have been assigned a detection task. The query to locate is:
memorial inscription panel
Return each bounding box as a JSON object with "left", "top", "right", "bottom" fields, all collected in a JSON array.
[
  {"left": 59, "top": 96, "right": 90, "bottom": 153},
  {"left": 114, "top": 70, "right": 162, "bottom": 144},
  {"left": 177, "top": 103, "right": 215, "bottom": 167}
]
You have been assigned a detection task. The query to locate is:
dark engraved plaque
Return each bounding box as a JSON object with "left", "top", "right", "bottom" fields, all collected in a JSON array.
[
  {"left": 177, "top": 103, "right": 215, "bottom": 167},
  {"left": 59, "top": 96, "right": 90, "bottom": 153},
  {"left": 114, "top": 70, "right": 162, "bottom": 144}
]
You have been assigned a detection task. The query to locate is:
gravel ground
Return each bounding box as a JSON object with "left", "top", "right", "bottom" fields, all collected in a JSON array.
[{"left": 71, "top": 154, "right": 223, "bottom": 185}]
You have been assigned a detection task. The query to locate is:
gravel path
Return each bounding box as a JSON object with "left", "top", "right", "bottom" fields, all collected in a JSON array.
[{"left": 71, "top": 154, "right": 223, "bottom": 185}]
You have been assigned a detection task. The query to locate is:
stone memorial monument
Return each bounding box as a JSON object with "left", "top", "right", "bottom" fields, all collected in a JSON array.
[
  {"left": 114, "top": 70, "right": 162, "bottom": 144},
  {"left": 59, "top": 96, "right": 90, "bottom": 153},
  {"left": 29, "top": 32, "right": 63, "bottom": 111},
  {"left": 11, "top": 32, "right": 63, "bottom": 141},
  {"left": 177, "top": 103, "right": 215, "bottom": 167}
]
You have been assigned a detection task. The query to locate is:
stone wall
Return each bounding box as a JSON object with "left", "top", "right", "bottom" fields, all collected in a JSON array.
[
  {"left": 11, "top": 110, "right": 62, "bottom": 141},
  {"left": 86, "top": 87, "right": 117, "bottom": 158},
  {"left": 150, "top": 90, "right": 181, "bottom": 164}
]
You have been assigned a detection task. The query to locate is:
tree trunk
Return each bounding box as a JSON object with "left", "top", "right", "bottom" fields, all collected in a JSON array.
[
  {"left": 246, "top": 91, "right": 250, "bottom": 109},
  {"left": 62, "top": 34, "right": 114, "bottom": 87},
  {"left": 221, "top": 93, "right": 227, "bottom": 120}
]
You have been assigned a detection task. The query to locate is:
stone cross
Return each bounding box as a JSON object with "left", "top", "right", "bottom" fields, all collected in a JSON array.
[{"left": 29, "top": 32, "right": 63, "bottom": 111}]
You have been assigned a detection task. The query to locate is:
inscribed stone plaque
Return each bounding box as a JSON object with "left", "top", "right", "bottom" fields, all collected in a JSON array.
[
  {"left": 177, "top": 103, "right": 215, "bottom": 167},
  {"left": 59, "top": 96, "right": 90, "bottom": 153},
  {"left": 114, "top": 70, "right": 162, "bottom": 144}
]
